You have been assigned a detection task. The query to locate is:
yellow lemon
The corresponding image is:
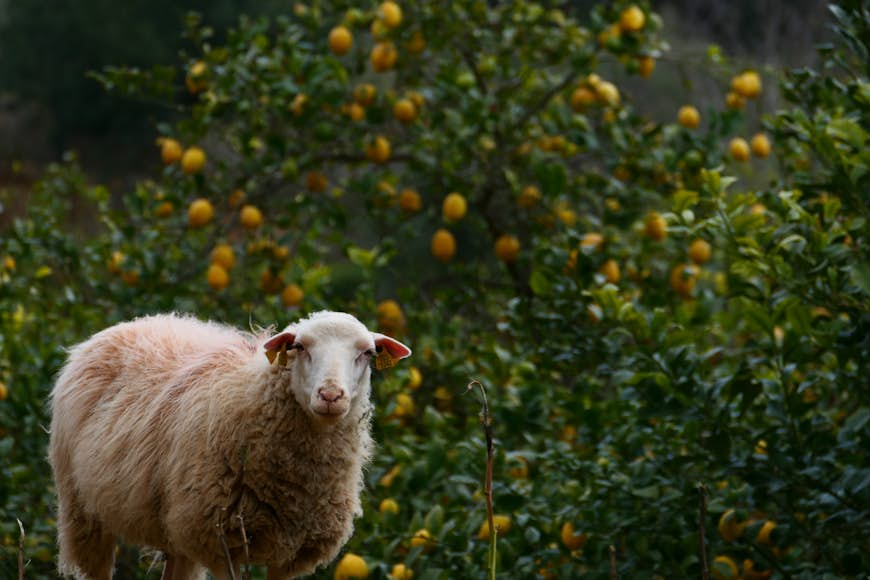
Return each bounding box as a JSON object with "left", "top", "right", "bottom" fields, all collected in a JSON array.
[
  {"left": 677, "top": 105, "right": 701, "bottom": 129},
  {"left": 239, "top": 205, "right": 263, "bottom": 230},
  {"left": 0, "top": 382, "right": 8, "bottom": 401},
  {"left": 394, "top": 393, "right": 415, "bottom": 417},
  {"left": 328, "top": 26, "right": 353, "bottom": 56},
  {"left": 619, "top": 5, "right": 645, "bottom": 32},
  {"left": 334, "top": 553, "right": 368, "bottom": 580},
  {"left": 717, "top": 509, "right": 747, "bottom": 542},
  {"left": 354, "top": 83, "right": 376, "bottom": 106},
  {"left": 181, "top": 147, "right": 206, "bottom": 175},
  {"left": 366, "top": 136, "right": 391, "bottom": 164},
  {"left": 517, "top": 185, "right": 541, "bottom": 208},
  {"left": 729, "top": 137, "right": 751, "bottom": 162},
  {"left": 638, "top": 55, "right": 655, "bottom": 78},
  {"left": 410, "top": 529, "right": 434, "bottom": 550},
  {"left": 431, "top": 229, "right": 456, "bottom": 262},
  {"left": 160, "top": 138, "right": 183, "bottom": 164},
  {"left": 711, "top": 555, "right": 739, "bottom": 579},
  {"left": 670, "top": 263, "right": 700, "bottom": 298},
  {"left": 188, "top": 198, "right": 214, "bottom": 228},
  {"left": 348, "top": 103, "right": 366, "bottom": 122},
  {"left": 379, "top": 465, "right": 401, "bottom": 487},
  {"left": 494, "top": 234, "right": 520, "bottom": 262},
  {"left": 393, "top": 99, "right": 417, "bottom": 123},
  {"left": 371, "top": 41, "right": 398, "bottom": 72},
  {"left": 742, "top": 559, "right": 772, "bottom": 580},
  {"left": 750, "top": 133, "right": 771, "bottom": 158},
  {"left": 377, "top": 299, "right": 405, "bottom": 329},
  {"left": 442, "top": 192, "right": 467, "bottom": 222},
  {"left": 379, "top": 498, "right": 400, "bottom": 514},
  {"left": 281, "top": 283, "right": 304, "bottom": 307},
  {"left": 756, "top": 520, "right": 776, "bottom": 545},
  {"left": 561, "top": 522, "right": 587, "bottom": 550},
  {"left": 595, "top": 81, "right": 620, "bottom": 107},
  {"left": 644, "top": 211, "right": 667, "bottom": 241},
  {"left": 398, "top": 189, "right": 421, "bottom": 213},
  {"left": 725, "top": 91, "right": 746, "bottom": 110},
  {"left": 379, "top": 2, "right": 402, "bottom": 28},
  {"left": 186, "top": 61, "right": 208, "bottom": 94},
  {"left": 206, "top": 264, "right": 229, "bottom": 291},
  {"left": 154, "top": 201, "right": 174, "bottom": 218},
  {"left": 581, "top": 232, "right": 604, "bottom": 251},
  {"left": 406, "top": 367, "right": 422, "bottom": 390},
  {"left": 477, "top": 514, "right": 512, "bottom": 539},
  {"left": 688, "top": 239, "right": 711, "bottom": 265},
  {"left": 599, "top": 259, "right": 620, "bottom": 284},
  {"left": 570, "top": 87, "right": 596, "bottom": 112},
  {"left": 211, "top": 244, "right": 235, "bottom": 270},
  {"left": 732, "top": 71, "right": 762, "bottom": 98},
  {"left": 390, "top": 563, "right": 413, "bottom": 580}
]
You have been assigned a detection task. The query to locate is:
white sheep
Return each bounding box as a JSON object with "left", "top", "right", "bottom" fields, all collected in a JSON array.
[{"left": 48, "top": 311, "right": 411, "bottom": 579}]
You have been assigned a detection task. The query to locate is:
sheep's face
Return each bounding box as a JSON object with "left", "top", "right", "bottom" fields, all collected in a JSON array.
[{"left": 264, "top": 312, "right": 411, "bottom": 422}]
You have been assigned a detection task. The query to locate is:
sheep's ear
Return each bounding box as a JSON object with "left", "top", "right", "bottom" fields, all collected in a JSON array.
[
  {"left": 372, "top": 333, "right": 412, "bottom": 360},
  {"left": 263, "top": 332, "right": 296, "bottom": 353}
]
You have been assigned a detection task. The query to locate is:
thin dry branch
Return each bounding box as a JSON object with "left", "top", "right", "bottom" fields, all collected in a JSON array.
[
  {"left": 465, "top": 379, "right": 497, "bottom": 580},
  {"left": 17, "top": 519, "right": 25, "bottom": 580},
  {"left": 217, "top": 518, "right": 238, "bottom": 580},
  {"left": 237, "top": 514, "right": 251, "bottom": 580}
]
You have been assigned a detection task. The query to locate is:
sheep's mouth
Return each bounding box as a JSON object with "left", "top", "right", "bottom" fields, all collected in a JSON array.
[{"left": 311, "top": 403, "right": 350, "bottom": 419}]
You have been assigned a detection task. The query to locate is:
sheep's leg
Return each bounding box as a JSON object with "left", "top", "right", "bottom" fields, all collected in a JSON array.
[
  {"left": 56, "top": 489, "right": 115, "bottom": 580},
  {"left": 162, "top": 554, "right": 205, "bottom": 580}
]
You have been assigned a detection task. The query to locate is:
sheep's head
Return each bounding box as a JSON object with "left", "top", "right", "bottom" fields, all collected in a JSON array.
[{"left": 263, "top": 311, "right": 411, "bottom": 422}]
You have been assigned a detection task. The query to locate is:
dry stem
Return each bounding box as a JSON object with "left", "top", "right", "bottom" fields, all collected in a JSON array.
[
  {"left": 465, "top": 379, "right": 497, "bottom": 580},
  {"left": 17, "top": 519, "right": 25, "bottom": 580},
  {"left": 217, "top": 517, "right": 237, "bottom": 580},
  {"left": 237, "top": 514, "right": 251, "bottom": 580},
  {"left": 609, "top": 544, "right": 617, "bottom": 580}
]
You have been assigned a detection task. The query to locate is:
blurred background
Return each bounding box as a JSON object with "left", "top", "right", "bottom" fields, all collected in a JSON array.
[{"left": 0, "top": 0, "right": 829, "bottom": 188}]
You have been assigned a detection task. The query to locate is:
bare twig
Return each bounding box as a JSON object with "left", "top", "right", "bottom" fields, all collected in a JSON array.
[
  {"left": 17, "top": 519, "right": 25, "bottom": 580},
  {"left": 465, "top": 379, "right": 497, "bottom": 580},
  {"left": 217, "top": 519, "right": 238, "bottom": 580},
  {"left": 609, "top": 545, "right": 617, "bottom": 580},
  {"left": 698, "top": 483, "right": 709, "bottom": 580},
  {"left": 237, "top": 514, "right": 251, "bottom": 580}
]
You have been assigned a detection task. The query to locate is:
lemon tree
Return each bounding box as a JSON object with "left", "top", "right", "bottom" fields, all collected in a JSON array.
[{"left": 0, "top": 1, "right": 868, "bottom": 578}]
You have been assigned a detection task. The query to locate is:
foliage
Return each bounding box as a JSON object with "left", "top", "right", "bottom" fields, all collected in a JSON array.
[{"left": 1, "top": 1, "right": 868, "bottom": 578}]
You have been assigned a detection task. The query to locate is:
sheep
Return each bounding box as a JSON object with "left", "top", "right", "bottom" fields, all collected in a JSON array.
[{"left": 48, "top": 311, "right": 411, "bottom": 580}]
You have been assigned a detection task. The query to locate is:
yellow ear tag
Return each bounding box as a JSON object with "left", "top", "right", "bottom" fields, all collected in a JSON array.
[
  {"left": 265, "top": 349, "right": 278, "bottom": 364},
  {"left": 375, "top": 349, "right": 398, "bottom": 370},
  {"left": 277, "top": 343, "right": 289, "bottom": 367}
]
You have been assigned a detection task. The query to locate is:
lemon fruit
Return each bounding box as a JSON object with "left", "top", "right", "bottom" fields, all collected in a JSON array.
[
  {"left": 206, "top": 264, "right": 229, "bottom": 291},
  {"left": 334, "top": 553, "right": 368, "bottom": 580},
  {"left": 328, "top": 26, "right": 353, "bottom": 56},
  {"left": 160, "top": 138, "right": 183, "bottom": 164},
  {"left": 188, "top": 198, "right": 214, "bottom": 228},
  {"left": 678, "top": 105, "right": 701, "bottom": 129},
  {"left": 281, "top": 283, "right": 304, "bottom": 307},
  {"left": 211, "top": 244, "right": 235, "bottom": 270},
  {"left": 494, "top": 235, "right": 520, "bottom": 262},
  {"left": 239, "top": 205, "right": 263, "bottom": 230},
  {"left": 181, "top": 147, "right": 206, "bottom": 175},
  {"left": 442, "top": 192, "right": 467, "bottom": 222}
]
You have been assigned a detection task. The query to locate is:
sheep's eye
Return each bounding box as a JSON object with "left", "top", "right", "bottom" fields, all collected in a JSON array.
[
  {"left": 365, "top": 349, "right": 376, "bottom": 358},
  {"left": 291, "top": 343, "right": 305, "bottom": 352}
]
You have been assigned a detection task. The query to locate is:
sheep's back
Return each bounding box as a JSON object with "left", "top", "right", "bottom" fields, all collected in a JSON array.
[{"left": 50, "top": 314, "right": 254, "bottom": 548}]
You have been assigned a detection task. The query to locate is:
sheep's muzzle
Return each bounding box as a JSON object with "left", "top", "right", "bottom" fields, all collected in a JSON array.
[{"left": 312, "top": 385, "right": 349, "bottom": 418}]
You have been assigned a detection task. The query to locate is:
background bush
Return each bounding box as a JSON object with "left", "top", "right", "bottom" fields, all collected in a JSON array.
[{"left": 0, "top": 1, "right": 867, "bottom": 578}]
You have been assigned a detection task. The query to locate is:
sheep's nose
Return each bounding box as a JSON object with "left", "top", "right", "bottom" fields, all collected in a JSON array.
[{"left": 318, "top": 386, "right": 345, "bottom": 403}]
